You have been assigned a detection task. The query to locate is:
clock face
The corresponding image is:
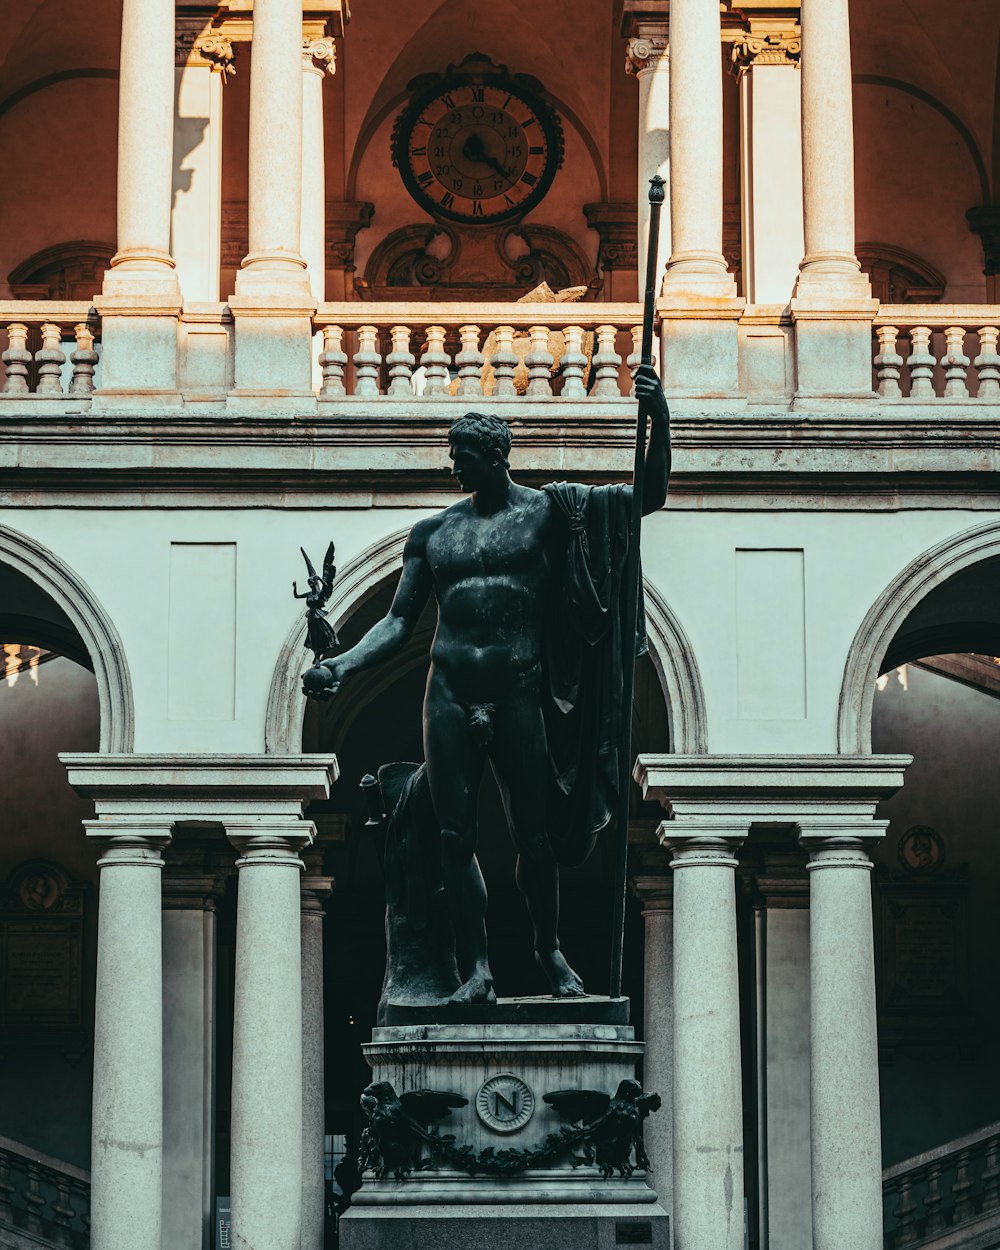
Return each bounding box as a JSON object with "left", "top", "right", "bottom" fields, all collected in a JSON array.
[{"left": 394, "top": 80, "right": 561, "bottom": 225}]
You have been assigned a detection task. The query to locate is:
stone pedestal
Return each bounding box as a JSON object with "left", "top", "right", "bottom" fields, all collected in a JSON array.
[{"left": 341, "top": 1004, "right": 668, "bottom": 1249}]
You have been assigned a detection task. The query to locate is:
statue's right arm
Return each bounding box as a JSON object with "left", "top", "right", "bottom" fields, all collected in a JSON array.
[{"left": 317, "top": 521, "right": 435, "bottom": 687}]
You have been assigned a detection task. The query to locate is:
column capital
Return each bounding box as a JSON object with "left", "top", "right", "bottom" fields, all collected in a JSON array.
[
  {"left": 631, "top": 874, "right": 673, "bottom": 913},
  {"left": 798, "top": 816, "right": 888, "bottom": 852},
  {"left": 303, "top": 35, "right": 336, "bottom": 76},
  {"left": 228, "top": 819, "right": 315, "bottom": 870},
  {"left": 85, "top": 817, "right": 172, "bottom": 867},
  {"left": 967, "top": 205, "right": 1000, "bottom": 276},
  {"left": 301, "top": 873, "right": 334, "bottom": 915},
  {"left": 662, "top": 824, "right": 747, "bottom": 869},
  {"left": 176, "top": 23, "right": 236, "bottom": 78},
  {"left": 626, "top": 34, "right": 669, "bottom": 77},
  {"left": 729, "top": 17, "right": 800, "bottom": 76}
]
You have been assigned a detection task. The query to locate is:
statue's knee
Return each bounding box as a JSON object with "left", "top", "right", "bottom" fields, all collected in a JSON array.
[{"left": 440, "top": 826, "right": 474, "bottom": 862}]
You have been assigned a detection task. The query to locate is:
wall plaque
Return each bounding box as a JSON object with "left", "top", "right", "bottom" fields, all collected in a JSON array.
[{"left": 0, "top": 860, "right": 86, "bottom": 1055}]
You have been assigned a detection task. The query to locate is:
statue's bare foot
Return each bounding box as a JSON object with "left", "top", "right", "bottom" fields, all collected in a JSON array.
[
  {"left": 449, "top": 965, "right": 497, "bottom": 1005},
  {"left": 537, "top": 948, "right": 586, "bottom": 998}
]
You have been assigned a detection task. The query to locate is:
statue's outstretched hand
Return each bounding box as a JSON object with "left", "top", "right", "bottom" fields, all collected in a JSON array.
[
  {"left": 633, "top": 362, "right": 669, "bottom": 421},
  {"left": 302, "top": 659, "right": 345, "bottom": 700}
]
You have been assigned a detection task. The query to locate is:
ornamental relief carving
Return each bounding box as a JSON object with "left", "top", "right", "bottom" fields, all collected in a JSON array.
[
  {"left": 175, "top": 25, "right": 236, "bottom": 76},
  {"left": 625, "top": 35, "right": 669, "bottom": 76}
]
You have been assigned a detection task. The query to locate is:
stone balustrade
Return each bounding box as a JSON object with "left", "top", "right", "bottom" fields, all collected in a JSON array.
[
  {"left": 874, "top": 307, "right": 1000, "bottom": 401},
  {"left": 882, "top": 1120, "right": 1000, "bottom": 1248},
  {"left": 312, "top": 302, "right": 645, "bottom": 402},
  {"left": 0, "top": 306, "right": 100, "bottom": 399},
  {"left": 0, "top": 1133, "right": 91, "bottom": 1248}
]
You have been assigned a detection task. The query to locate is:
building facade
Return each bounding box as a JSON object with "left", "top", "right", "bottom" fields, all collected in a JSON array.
[{"left": 1, "top": 0, "right": 999, "bottom": 1248}]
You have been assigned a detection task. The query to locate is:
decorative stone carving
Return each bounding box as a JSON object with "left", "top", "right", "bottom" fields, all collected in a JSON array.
[
  {"left": 730, "top": 25, "right": 801, "bottom": 74},
  {"left": 856, "top": 242, "right": 945, "bottom": 303},
  {"left": 327, "top": 201, "right": 375, "bottom": 272},
  {"left": 175, "top": 22, "right": 236, "bottom": 77},
  {"left": 303, "top": 35, "right": 336, "bottom": 76},
  {"left": 9, "top": 240, "right": 114, "bottom": 301},
  {"left": 584, "top": 202, "right": 639, "bottom": 273},
  {"left": 476, "top": 1074, "right": 535, "bottom": 1134},
  {"left": 625, "top": 34, "right": 668, "bottom": 76}
]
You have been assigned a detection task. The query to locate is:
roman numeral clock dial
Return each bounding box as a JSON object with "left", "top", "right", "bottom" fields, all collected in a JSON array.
[{"left": 393, "top": 78, "right": 562, "bottom": 225}]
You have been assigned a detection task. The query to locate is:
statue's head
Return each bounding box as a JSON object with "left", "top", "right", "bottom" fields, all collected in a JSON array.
[{"left": 448, "top": 412, "right": 513, "bottom": 492}]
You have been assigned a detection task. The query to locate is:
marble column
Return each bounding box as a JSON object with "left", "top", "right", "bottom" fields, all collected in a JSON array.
[
  {"left": 301, "top": 38, "right": 335, "bottom": 302},
  {"left": 86, "top": 819, "right": 171, "bottom": 1250},
  {"left": 632, "top": 875, "right": 673, "bottom": 1227},
  {"left": 173, "top": 31, "right": 233, "bottom": 302},
  {"left": 104, "top": 0, "right": 178, "bottom": 291},
  {"left": 238, "top": 0, "right": 308, "bottom": 286},
  {"left": 733, "top": 22, "right": 804, "bottom": 305},
  {"left": 796, "top": 0, "right": 868, "bottom": 296},
  {"left": 300, "top": 855, "right": 333, "bottom": 1250},
  {"left": 626, "top": 31, "right": 671, "bottom": 299},
  {"left": 666, "top": 830, "right": 747, "bottom": 1250},
  {"left": 161, "top": 851, "right": 226, "bottom": 1250},
  {"left": 803, "top": 833, "right": 885, "bottom": 1250},
  {"left": 661, "top": 0, "right": 734, "bottom": 296},
  {"left": 228, "top": 823, "right": 313, "bottom": 1250}
]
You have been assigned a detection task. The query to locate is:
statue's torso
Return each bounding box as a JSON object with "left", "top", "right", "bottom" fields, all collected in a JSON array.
[{"left": 423, "top": 486, "right": 554, "bottom": 703}]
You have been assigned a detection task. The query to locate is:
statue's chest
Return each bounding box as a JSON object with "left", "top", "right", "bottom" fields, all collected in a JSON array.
[{"left": 429, "top": 513, "right": 546, "bottom": 582}]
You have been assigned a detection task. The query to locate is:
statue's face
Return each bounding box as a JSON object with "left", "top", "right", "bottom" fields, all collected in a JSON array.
[{"left": 448, "top": 435, "right": 499, "bottom": 493}]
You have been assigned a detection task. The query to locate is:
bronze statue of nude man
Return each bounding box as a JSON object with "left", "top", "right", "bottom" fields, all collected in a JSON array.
[{"left": 303, "top": 364, "right": 670, "bottom": 1003}]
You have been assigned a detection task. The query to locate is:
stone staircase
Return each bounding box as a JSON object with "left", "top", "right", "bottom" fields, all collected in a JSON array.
[
  {"left": 0, "top": 1136, "right": 90, "bottom": 1250},
  {"left": 883, "top": 1122, "right": 1000, "bottom": 1249}
]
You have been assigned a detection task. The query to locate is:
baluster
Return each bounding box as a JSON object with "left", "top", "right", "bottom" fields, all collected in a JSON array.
[
  {"left": 353, "top": 324, "right": 381, "bottom": 398},
  {"left": 455, "top": 324, "right": 485, "bottom": 396},
  {"left": 387, "top": 324, "right": 415, "bottom": 396},
  {"left": 69, "top": 322, "right": 99, "bottom": 396},
  {"left": 627, "top": 324, "right": 643, "bottom": 395},
  {"left": 0, "top": 1150, "right": 14, "bottom": 1223},
  {"left": 942, "top": 325, "right": 970, "bottom": 399},
  {"left": 981, "top": 1134, "right": 1000, "bottom": 1213},
  {"left": 319, "top": 325, "right": 347, "bottom": 398},
  {"left": 490, "top": 325, "right": 518, "bottom": 397},
  {"left": 559, "top": 325, "right": 587, "bottom": 398},
  {"left": 891, "top": 1171, "right": 921, "bottom": 1248},
  {"left": 421, "top": 324, "right": 451, "bottom": 396},
  {"left": 974, "top": 325, "right": 1000, "bottom": 398},
  {"left": 951, "top": 1147, "right": 975, "bottom": 1224},
  {"left": 24, "top": 1161, "right": 45, "bottom": 1234},
  {"left": 50, "top": 1174, "right": 75, "bottom": 1248},
  {"left": 906, "top": 326, "right": 936, "bottom": 399},
  {"left": 35, "top": 323, "right": 67, "bottom": 395},
  {"left": 2, "top": 323, "right": 32, "bottom": 395},
  {"left": 591, "top": 324, "right": 623, "bottom": 397},
  {"left": 874, "top": 325, "right": 903, "bottom": 399},
  {"left": 923, "top": 1160, "right": 946, "bottom": 1234},
  {"left": 525, "top": 324, "right": 553, "bottom": 397}
]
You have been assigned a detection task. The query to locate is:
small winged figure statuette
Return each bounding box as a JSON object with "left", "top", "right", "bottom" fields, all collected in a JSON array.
[
  {"left": 543, "top": 1078, "right": 661, "bottom": 1178},
  {"left": 359, "top": 1080, "right": 468, "bottom": 1180},
  {"left": 294, "top": 541, "right": 339, "bottom": 665}
]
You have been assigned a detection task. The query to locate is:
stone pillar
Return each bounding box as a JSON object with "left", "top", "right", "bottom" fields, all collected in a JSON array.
[
  {"left": 625, "top": 31, "right": 671, "bottom": 299},
  {"left": 228, "top": 823, "right": 313, "bottom": 1250},
  {"left": 791, "top": 0, "right": 876, "bottom": 401},
  {"left": 301, "top": 37, "right": 335, "bottom": 303},
  {"left": 802, "top": 832, "right": 885, "bottom": 1250},
  {"left": 86, "top": 819, "right": 171, "bottom": 1250},
  {"left": 173, "top": 28, "right": 234, "bottom": 302},
  {"left": 632, "top": 875, "right": 673, "bottom": 1227},
  {"left": 665, "top": 830, "right": 747, "bottom": 1250},
  {"left": 732, "top": 20, "right": 804, "bottom": 305},
  {"left": 661, "top": 0, "right": 733, "bottom": 297},
  {"left": 161, "top": 850, "right": 227, "bottom": 1250},
  {"left": 301, "top": 855, "right": 333, "bottom": 1250}
]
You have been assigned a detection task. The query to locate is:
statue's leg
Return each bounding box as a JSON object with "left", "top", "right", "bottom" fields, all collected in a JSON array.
[
  {"left": 424, "top": 673, "right": 496, "bottom": 1005},
  {"left": 489, "top": 693, "right": 586, "bottom": 998}
]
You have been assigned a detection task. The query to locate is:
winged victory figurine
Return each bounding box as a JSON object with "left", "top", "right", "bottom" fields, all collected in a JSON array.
[
  {"left": 294, "top": 541, "right": 339, "bottom": 665},
  {"left": 542, "top": 1079, "right": 661, "bottom": 1178}
]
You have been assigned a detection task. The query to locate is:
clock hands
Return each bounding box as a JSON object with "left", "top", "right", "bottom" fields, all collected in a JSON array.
[{"left": 461, "top": 132, "right": 515, "bottom": 182}]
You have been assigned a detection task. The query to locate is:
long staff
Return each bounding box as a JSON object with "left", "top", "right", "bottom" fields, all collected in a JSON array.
[{"left": 609, "top": 174, "right": 665, "bottom": 1000}]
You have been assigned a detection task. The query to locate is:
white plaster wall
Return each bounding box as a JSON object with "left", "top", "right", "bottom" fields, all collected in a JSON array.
[{"left": 5, "top": 504, "right": 999, "bottom": 757}]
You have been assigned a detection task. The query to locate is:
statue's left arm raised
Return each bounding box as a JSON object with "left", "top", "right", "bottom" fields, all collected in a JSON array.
[{"left": 302, "top": 519, "right": 436, "bottom": 698}]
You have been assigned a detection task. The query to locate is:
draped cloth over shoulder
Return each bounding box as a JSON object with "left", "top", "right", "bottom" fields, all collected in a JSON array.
[{"left": 542, "top": 481, "right": 646, "bottom": 866}]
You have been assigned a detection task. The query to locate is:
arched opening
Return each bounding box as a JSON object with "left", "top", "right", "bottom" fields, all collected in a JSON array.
[
  {"left": 862, "top": 553, "right": 1000, "bottom": 1233},
  {"left": 0, "top": 560, "right": 102, "bottom": 1238}
]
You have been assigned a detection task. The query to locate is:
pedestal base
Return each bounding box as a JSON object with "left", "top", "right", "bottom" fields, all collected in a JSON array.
[{"left": 340, "top": 1202, "right": 670, "bottom": 1250}]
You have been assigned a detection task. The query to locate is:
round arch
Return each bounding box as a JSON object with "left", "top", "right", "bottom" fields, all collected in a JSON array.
[
  {"left": 838, "top": 518, "right": 1000, "bottom": 754},
  {"left": 0, "top": 522, "right": 134, "bottom": 752},
  {"left": 265, "top": 526, "right": 708, "bottom": 755}
]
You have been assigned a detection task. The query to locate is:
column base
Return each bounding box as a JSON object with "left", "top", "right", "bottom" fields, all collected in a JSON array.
[
  {"left": 103, "top": 251, "right": 181, "bottom": 298},
  {"left": 661, "top": 250, "right": 738, "bottom": 300},
  {"left": 341, "top": 1203, "right": 669, "bottom": 1250},
  {"left": 790, "top": 295, "right": 879, "bottom": 406},
  {"left": 657, "top": 296, "right": 746, "bottom": 401}
]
